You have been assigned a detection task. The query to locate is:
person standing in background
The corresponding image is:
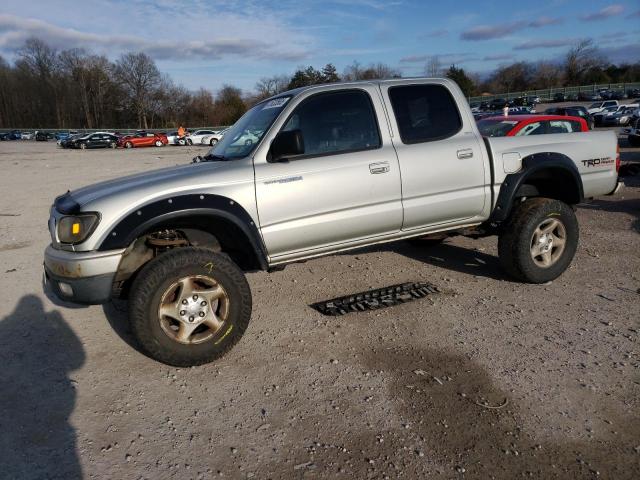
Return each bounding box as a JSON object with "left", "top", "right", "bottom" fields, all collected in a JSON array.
[{"left": 502, "top": 104, "right": 509, "bottom": 117}]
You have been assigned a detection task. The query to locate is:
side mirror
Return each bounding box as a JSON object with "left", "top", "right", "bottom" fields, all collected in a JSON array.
[{"left": 269, "top": 129, "right": 305, "bottom": 162}]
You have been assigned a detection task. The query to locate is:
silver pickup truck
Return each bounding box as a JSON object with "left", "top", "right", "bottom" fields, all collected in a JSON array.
[{"left": 44, "top": 78, "right": 620, "bottom": 366}]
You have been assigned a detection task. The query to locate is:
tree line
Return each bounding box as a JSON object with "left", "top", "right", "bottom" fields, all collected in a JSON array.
[{"left": 0, "top": 38, "right": 638, "bottom": 130}]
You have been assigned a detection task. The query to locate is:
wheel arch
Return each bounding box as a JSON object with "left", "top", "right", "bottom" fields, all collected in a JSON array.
[
  {"left": 490, "top": 152, "right": 584, "bottom": 223},
  {"left": 100, "top": 194, "right": 268, "bottom": 293}
]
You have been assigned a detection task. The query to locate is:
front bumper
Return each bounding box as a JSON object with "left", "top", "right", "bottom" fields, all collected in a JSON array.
[{"left": 43, "top": 245, "right": 125, "bottom": 304}]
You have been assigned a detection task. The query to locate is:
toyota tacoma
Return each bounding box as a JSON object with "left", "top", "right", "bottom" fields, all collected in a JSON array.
[{"left": 44, "top": 78, "right": 621, "bottom": 366}]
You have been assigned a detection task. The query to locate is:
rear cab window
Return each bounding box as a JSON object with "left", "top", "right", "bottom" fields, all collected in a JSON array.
[{"left": 388, "top": 84, "right": 462, "bottom": 144}]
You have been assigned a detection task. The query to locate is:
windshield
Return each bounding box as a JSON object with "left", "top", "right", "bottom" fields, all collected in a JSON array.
[
  {"left": 476, "top": 119, "right": 519, "bottom": 137},
  {"left": 206, "top": 96, "right": 291, "bottom": 160},
  {"left": 589, "top": 102, "right": 601, "bottom": 109}
]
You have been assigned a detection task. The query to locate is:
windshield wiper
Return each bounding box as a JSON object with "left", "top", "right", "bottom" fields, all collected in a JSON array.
[{"left": 192, "top": 153, "right": 227, "bottom": 163}]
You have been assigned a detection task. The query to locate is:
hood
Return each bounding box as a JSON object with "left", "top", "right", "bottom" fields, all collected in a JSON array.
[{"left": 64, "top": 161, "right": 231, "bottom": 209}]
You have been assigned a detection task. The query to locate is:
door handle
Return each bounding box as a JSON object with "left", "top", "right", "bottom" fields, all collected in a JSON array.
[
  {"left": 457, "top": 149, "right": 474, "bottom": 159},
  {"left": 369, "top": 162, "right": 390, "bottom": 174}
]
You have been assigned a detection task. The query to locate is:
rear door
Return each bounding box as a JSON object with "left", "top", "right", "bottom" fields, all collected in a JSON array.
[
  {"left": 379, "top": 80, "right": 488, "bottom": 229},
  {"left": 254, "top": 86, "right": 402, "bottom": 258}
]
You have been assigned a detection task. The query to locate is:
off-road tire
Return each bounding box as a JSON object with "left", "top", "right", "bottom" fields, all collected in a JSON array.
[
  {"left": 129, "top": 247, "right": 252, "bottom": 367},
  {"left": 498, "top": 197, "right": 578, "bottom": 283},
  {"left": 210, "top": 138, "right": 218, "bottom": 146},
  {"left": 125, "top": 141, "right": 133, "bottom": 148},
  {"left": 155, "top": 140, "right": 163, "bottom": 147}
]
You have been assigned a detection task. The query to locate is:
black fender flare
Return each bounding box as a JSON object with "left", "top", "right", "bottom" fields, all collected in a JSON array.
[
  {"left": 490, "top": 152, "right": 584, "bottom": 223},
  {"left": 98, "top": 193, "right": 268, "bottom": 270}
]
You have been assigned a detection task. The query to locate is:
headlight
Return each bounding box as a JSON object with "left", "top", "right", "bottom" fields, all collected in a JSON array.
[{"left": 57, "top": 213, "right": 100, "bottom": 244}]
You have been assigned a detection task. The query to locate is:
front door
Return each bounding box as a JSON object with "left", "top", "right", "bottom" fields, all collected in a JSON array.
[{"left": 254, "top": 87, "right": 402, "bottom": 259}]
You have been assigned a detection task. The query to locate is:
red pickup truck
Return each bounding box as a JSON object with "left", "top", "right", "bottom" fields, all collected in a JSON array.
[{"left": 477, "top": 115, "right": 588, "bottom": 137}]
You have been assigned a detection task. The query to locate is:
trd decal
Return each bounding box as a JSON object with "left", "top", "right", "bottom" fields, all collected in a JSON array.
[{"left": 581, "top": 157, "right": 614, "bottom": 167}]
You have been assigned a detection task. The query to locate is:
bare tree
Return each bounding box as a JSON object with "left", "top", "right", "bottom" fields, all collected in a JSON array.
[
  {"left": 343, "top": 61, "right": 400, "bottom": 81},
  {"left": 531, "top": 61, "right": 562, "bottom": 89},
  {"left": 425, "top": 56, "right": 441, "bottom": 77},
  {"left": 564, "top": 39, "right": 605, "bottom": 86},
  {"left": 255, "top": 75, "right": 289, "bottom": 100},
  {"left": 113, "top": 52, "right": 161, "bottom": 129}
]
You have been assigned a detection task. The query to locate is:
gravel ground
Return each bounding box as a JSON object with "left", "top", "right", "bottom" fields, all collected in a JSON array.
[{"left": 0, "top": 135, "right": 638, "bottom": 480}]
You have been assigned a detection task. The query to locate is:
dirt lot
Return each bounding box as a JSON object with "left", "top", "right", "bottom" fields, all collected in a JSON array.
[{"left": 1, "top": 137, "right": 639, "bottom": 480}]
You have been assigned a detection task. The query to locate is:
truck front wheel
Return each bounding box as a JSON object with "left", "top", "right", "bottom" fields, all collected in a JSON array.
[
  {"left": 498, "top": 198, "right": 578, "bottom": 283},
  {"left": 128, "top": 247, "right": 252, "bottom": 366}
]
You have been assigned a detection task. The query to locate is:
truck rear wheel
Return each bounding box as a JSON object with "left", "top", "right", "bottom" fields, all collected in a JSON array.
[
  {"left": 128, "top": 247, "right": 252, "bottom": 366},
  {"left": 498, "top": 198, "right": 578, "bottom": 283}
]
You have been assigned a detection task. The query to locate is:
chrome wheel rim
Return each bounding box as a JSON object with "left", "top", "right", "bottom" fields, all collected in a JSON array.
[
  {"left": 530, "top": 218, "right": 566, "bottom": 268},
  {"left": 158, "top": 275, "right": 229, "bottom": 345}
]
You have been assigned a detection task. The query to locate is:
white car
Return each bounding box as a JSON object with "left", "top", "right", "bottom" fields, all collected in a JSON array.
[
  {"left": 21, "top": 131, "right": 34, "bottom": 140},
  {"left": 166, "top": 131, "right": 191, "bottom": 146},
  {"left": 188, "top": 130, "right": 219, "bottom": 145},
  {"left": 587, "top": 100, "right": 619, "bottom": 115},
  {"left": 201, "top": 128, "right": 229, "bottom": 146}
]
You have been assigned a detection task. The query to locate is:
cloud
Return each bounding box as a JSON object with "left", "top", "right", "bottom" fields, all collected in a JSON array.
[
  {"left": 528, "top": 16, "right": 564, "bottom": 27},
  {"left": 421, "top": 29, "right": 449, "bottom": 38},
  {"left": 629, "top": 10, "right": 640, "bottom": 18},
  {"left": 482, "top": 53, "right": 515, "bottom": 61},
  {"left": 513, "top": 38, "right": 584, "bottom": 50},
  {"left": 600, "top": 43, "right": 640, "bottom": 63},
  {"left": 329, "top": 0, "right": 402, "bottom": 9},
  {"left": 580, "top": 4, "right": 624, "bottom": 22},
  {"left": 0, "top": 13, "right": 310, "bottom": 61},
  {"left": 461, "top": 21, "right": 525, "bottom": 40},
  {"left": 400, "top": 52, "right": 475, "bottom": 64}
]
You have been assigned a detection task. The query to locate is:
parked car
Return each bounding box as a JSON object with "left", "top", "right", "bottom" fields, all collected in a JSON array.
[
  {"left": 592, "top": 106, "right": 619, "bottom": 126},
  {"left": 599, "top": 89, "right": 625, "bottom": 100},
  {"left": 489, "top": 98, "right": 508, "bottom": 110},
  {"left": 545, "top": 106, "right": 594, "bottom": 129},
  {"left": 21, "top": 131, "right": 34, "bottom": 140},
  {"left": 59, "top": 134, "right": 87, "bottom": 148},
  {"left": 118, "top": 131, "right": 168, "bottom": 148},
  {"left": 601, "top": 105, "right": 639, "bottom": 127},
  {"left": 35, "top": 130, "right": 54, "bottom": 141},
  {"left": 43, "top": 77, "right": 620, "bottom": 367},
  {"left": 55, "top": 130, "right": 79, "bottom": 141},
  {"left": 0, "top": 132, "right": 8, "bottom": 141},
  {"left": 166, "top": 131, "right": 192, "bottom": 146},
  {"left": 5, "top": 129, "right": 22, "bottom": 140},
  {"left": 510, "top": 97, "right": 529, "bottom": 107},
  {"left": 526, "top": 95, "right": 540, "bottom": 104},
  {"left": 626, "top": 88, "right": 640, "bottom": 99},
  {"left": 64, "top": 132, "right": 119, "bottom": 149},
  {"left": 476, "top": 114, "right": 588, "bottom": 137},
  {"left": 623, "top": 117, "right": 640, "bottom": 146},
  {"left": 187, "top": 130, "right": 219, "bottom": 145},
  {"left": 553, "top": 93, "right": 567, "bottom": 102},
  {"left": 588, "top": 100, "right": 618, "bottom": 114},
  {"left": 201, "top": 128, "right": 229, "bottom": 146},
  {"left": 578, "top": 91, "right": 600, "bottom": 101}
]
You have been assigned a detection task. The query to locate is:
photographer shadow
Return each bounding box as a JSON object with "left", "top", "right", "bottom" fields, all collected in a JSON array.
[{"left": 0, "top": 295, "right": 85, "bottom": 479}]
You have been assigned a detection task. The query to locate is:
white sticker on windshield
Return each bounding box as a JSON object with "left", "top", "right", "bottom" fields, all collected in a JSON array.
[{"left": 262, "top": 97, "right": 290, "bottom": 109}]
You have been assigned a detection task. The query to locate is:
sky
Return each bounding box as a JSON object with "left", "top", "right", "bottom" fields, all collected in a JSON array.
[{"left": 0, "top": 0, "right": 639, "bottom": 93}]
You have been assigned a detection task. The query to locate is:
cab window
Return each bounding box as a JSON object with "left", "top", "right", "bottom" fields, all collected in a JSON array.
[
  {"left": 548, "top": 120, "right": 581, "bottom": 133},
  {"left": 515, "top": 122, "right": 544, "bottom": 136},
  {"left": 388, "top": 84, "right": 462, "bottom": 144},
  {"left": 281, "top": 90, "right": 381, "bottom": 157}
]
